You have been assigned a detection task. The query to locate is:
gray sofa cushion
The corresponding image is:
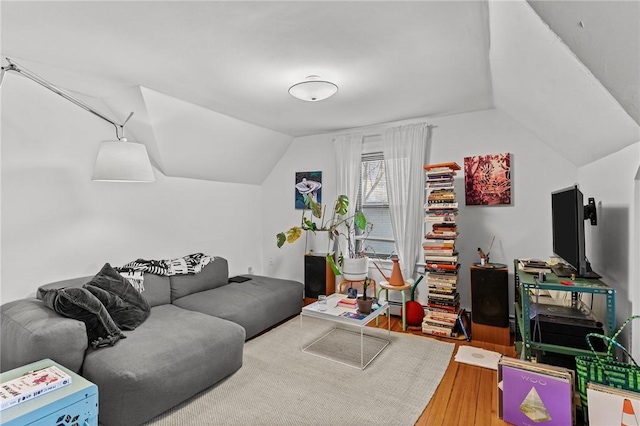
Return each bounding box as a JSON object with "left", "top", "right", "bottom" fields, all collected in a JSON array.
[
  {"left": 0, "top": 298, "right": 87, "bottom": 373},
  {"left": 140, "top": 273, "right": 171, "bottom": 307},
  {"left": 82, "top": 304, "right": 245, "bottom": 426},
  {"left": 173, "top": 275, "right": 303, "bottom": 339},
  {"left": 169, "top": 257, "right": 228, "bottom": 301}
]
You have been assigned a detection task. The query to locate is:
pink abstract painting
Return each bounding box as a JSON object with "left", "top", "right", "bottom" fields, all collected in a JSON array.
[{"left": 464, "top": 153, "right": 511, "bottom": 205}]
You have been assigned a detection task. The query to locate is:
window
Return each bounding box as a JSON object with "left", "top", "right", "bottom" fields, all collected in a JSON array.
[{"left": 357, "top": 152, "right": 396, "bottom": 258}]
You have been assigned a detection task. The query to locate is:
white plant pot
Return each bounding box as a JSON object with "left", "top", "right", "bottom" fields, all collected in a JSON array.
[
  {"left": 307, "top": 231, "right": 331, "bottom": 256},
  {"left": 342, "top": 257, "right": 368, "bottom": 281}
]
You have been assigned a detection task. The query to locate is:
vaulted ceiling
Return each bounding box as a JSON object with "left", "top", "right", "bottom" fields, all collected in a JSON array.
[{"left": 1, "top": 1, "right": 638, "bottom": 183}]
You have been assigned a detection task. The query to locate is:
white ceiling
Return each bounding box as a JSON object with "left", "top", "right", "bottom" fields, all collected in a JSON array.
[
  {"left": 0, "top": 1, "right": 493, "bottom": 137},
  {"left": 1, "top": 0, "right": 639, "bottom": 182}
]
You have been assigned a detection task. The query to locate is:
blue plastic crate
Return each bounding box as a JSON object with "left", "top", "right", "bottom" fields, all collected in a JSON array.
[{"left": 0, "top": 359, "right": 98, "bottom": 426}]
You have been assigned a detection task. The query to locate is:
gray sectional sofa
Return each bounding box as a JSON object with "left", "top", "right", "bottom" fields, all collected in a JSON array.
[{"left": 0, "top": 257, "right": 303, "bottom": 425}]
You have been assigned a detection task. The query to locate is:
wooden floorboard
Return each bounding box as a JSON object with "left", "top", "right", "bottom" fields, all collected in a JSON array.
[{"left": 367, "top": 315, "right": 516, "bottom": 426}]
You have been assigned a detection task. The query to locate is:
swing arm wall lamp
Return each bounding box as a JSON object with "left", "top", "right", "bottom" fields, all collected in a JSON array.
[{"left": 0, "top": 57, "right": 155, "bottom": 182}]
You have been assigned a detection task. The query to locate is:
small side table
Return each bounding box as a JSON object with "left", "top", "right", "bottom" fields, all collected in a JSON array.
[
  {"left": 339, "top": 278, "right": 377, "bottom": 298},
  {"left": 376, "top": 281, "right": 412, "bottom": 331}
]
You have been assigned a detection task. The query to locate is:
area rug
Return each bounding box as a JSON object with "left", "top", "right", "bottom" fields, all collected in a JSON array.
[{"left": 145, "top": 315, "right": 455, "bottom": 425}]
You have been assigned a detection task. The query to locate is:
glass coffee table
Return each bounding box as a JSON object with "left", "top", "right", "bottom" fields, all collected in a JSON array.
[{"left": 300, "top": 293, "right": 390, "bottom": 370}]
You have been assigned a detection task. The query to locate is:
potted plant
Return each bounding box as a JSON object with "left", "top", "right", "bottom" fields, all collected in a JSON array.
[
  {"left": 356, "top": 277, "right": 373, "bottom": 314},
  {"left": 336, "top": 215, "right": 373, "bottom": 281},
  {"left": 276, "top": 195, "right": 371, "bottom": 277}
]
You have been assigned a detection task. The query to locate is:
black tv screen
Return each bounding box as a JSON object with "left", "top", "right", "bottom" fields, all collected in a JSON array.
[{"left": 551, "top": 185, "right": 598, "bottom": 277}]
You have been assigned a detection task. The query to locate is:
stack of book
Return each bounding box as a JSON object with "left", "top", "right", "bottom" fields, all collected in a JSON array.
[
  {"left": 336, "top": 297, "right": 357, "bottom": 309},
  {"left": 422, "top": 162, "right": 462, "bottom": 338},
  {"left": 498, "top": 357, "right": 575, "bottom": 426}
]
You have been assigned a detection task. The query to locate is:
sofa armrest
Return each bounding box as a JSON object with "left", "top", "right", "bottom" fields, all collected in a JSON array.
[{"left": 1, "top": 298, "right": 87, "bottom": 373}]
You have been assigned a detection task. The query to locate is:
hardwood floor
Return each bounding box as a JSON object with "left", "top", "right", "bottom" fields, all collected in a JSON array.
[{"left": 368, "top": 314, "right": 516, "bottom": 426}]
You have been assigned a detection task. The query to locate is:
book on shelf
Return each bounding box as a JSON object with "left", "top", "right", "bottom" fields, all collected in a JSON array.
[
  {"left": 425, "top": 263, "right": 460, "bottom": 271},
  {"left": 423, "top": 250, "right": 456, "bottom": 257},
  {"left": 427, "top": 301, "right": 460, "bottom": 312},
  {"left": 427, "top": 270, "right": 459, "bottom": 278},
  {"left": 422, "top": 324, "right": 458, "bottom": 338},
  {"left": 425, "top": 179, "right": 455, "bottom": 186},
  {"left": 428, "top": 286, "right": 458, "bottom": 293},
  {"left": 425, "top": 254, "right": 458, "bottom": 263},
  {"left": 0, "top": 365, "right": 72, "bottom": 411},
  {"left": 587, "top": 382, "right": 640, "bottom": 426},
  {"left": 425, "top": 202, "right": 459, "bottom": 210},
  {"left": 428, "top": 194, "right": 456, "bottom": 201},
  {"left": 428, "top": 275, "right": 458, "bottom": 283},
  {"left": 498, "top": 357, "right": 574, "bottom": 426},
  {"left": 424, "top": 215, "right": 457, "bottom": 223},
  {"left": 424, "top": 161, "right": 461, "bottom": 171},
  {"left": 428, "top": 292, "right": 460, "bottom": 301},
  {"left": 426, "top": 308, "right": 460, "bottom": 320},
  {"left": 423, "top": 315, "right": 457, "bottom": 327},
  {"left": 428, "top": 287, "right": 456, "bottom": 296},
  {"left": 425, "top": 234, "right": 458, "bottom": 241},
  {"left": 426, "top": 184, "right": 455, "bottom": 191},
  {"left": 425, "top": 173, "right": 457, "bottom": 181},
  {"left": 428, "top": 284, "right": 457, "bottom": 292},
  {"left": 423, "top": 241, "right": 456, "bottom": 248}
]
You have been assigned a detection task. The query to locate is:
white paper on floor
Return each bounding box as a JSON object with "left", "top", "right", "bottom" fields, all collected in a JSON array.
[{"left": 454, "top": 346, "right": 501, "bottom": 370}]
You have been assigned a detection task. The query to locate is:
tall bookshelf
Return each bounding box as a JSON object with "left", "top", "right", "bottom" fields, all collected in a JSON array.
[{"left": 421, "top": 162, "right": 464, "bottom": 339}]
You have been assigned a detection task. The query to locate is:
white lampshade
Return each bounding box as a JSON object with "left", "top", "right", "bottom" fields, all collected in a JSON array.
[
  {"left": 288, "top": 75, "right": 338, "bottom": 102},
  {"left": 92, "top": 140, "right": 155, "bottom": 182}
]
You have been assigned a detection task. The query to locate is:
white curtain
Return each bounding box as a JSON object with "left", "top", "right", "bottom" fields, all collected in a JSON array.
[
  {"left": 335, "top": 133, "right": 363, "bottom": 255},
  {"left": 382, "top": 123, "right": 430, "bottom": 279}
]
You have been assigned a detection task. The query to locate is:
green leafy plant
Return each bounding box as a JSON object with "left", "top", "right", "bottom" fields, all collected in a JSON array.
[
  {"left": 360, "top": 277, "right": 371, "bottom": 301},
  {"left": 276, "top": 195, "right": 370, "bottom": 276}
]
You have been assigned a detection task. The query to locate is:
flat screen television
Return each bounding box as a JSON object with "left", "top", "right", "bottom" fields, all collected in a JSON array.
[{"left": 551, "top": 185, "right": 599, "bottom": 278}]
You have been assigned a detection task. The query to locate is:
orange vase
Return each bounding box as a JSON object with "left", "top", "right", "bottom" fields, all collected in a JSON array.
[{"left": 389, "top": 257, "right": 405, "bottom": 286}]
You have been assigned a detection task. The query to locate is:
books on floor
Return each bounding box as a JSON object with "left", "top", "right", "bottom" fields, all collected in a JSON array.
[
  {"left": 497, "top": 356, "right": 575, "bottom": 426},
  {"left": 587, "top": 382, "right": 640, "bottom": 426},
  {"left": 0, "top": 365, "right": 72, "bottom": 411}
]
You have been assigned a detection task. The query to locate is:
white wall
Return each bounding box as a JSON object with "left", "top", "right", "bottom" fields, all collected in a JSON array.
[
  {"left": 1, "top": 70, "right": 263, "bottom": 304},
  {"left": 261, "top": 133, "right": 338, "bottom": 284},
  {"left": 262, "top": 108, "right": 580, "bottom": 312},
  {"left": 578, "top": 142, "right": 640, "bottom": 354}
]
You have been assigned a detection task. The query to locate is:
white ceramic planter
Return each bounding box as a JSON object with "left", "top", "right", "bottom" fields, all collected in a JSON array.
[
  {"left": 307, "top": 230, "right": 331, "bottom": 256},
  {"left": 342, "top": 257, "right": 368, "bottom": 281}
]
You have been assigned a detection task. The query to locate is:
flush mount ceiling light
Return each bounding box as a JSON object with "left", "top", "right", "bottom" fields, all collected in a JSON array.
[
  {"left": 288, "top": 75, "right": 338, "bottom": 102},
  {"left": 0, "top": 57, "right": 155, "bottom": 182}
]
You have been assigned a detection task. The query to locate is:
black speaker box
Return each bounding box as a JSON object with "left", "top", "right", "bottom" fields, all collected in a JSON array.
[
  {"left": 304, "top": 255, "right": 334, "bottom": 299},
  {"left": 470, "top": 266, "right": 509, "bottom": 328}
]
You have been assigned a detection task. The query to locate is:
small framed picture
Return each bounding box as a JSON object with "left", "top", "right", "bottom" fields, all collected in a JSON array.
[{"left": 295, "top": 171, "right": 322, "bottom": 209}]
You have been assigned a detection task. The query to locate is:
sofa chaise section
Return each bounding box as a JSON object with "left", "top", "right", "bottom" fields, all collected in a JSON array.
[{"left": 83, "top": 304, "right": 245, "bottom": 426}]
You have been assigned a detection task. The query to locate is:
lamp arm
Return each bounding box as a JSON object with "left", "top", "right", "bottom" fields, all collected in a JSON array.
[{"left": 1, "top": 58, "right": 133, "bottom": 140}]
